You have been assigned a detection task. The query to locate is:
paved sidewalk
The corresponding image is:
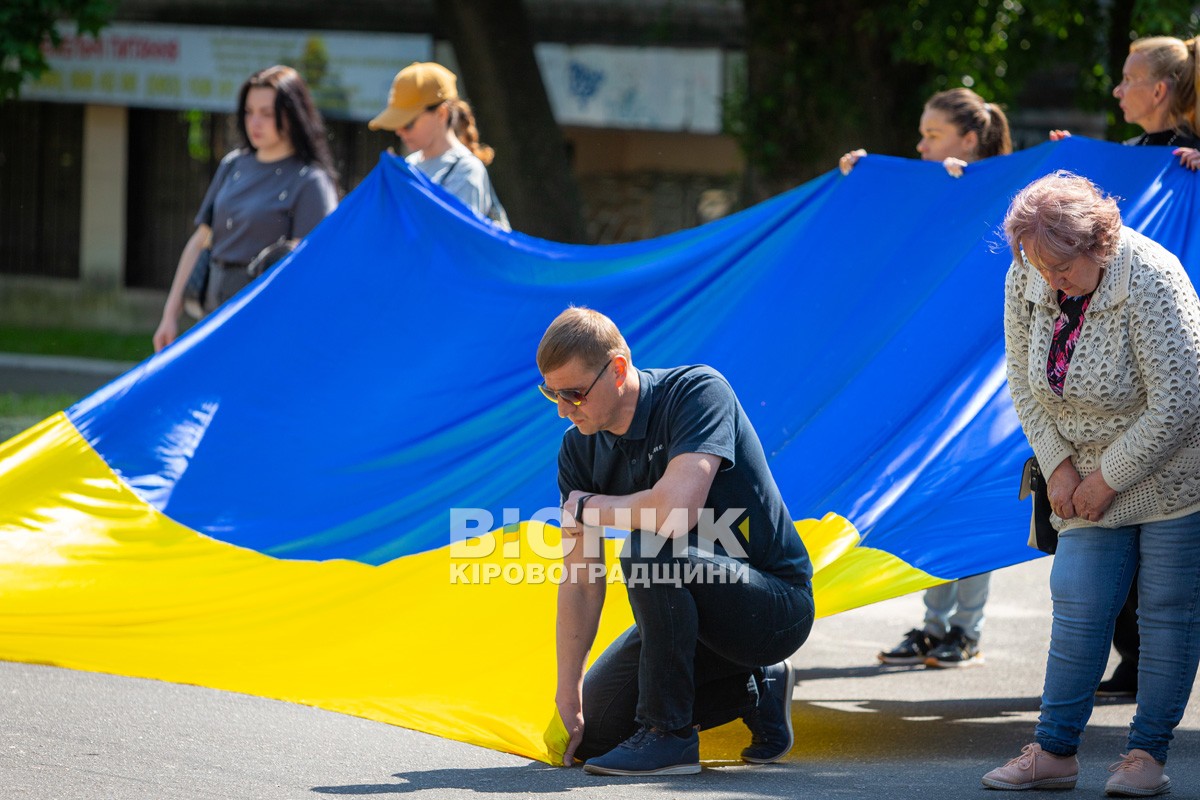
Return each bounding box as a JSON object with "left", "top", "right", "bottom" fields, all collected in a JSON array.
[
  {"left": 2, "top": 352, "right": 1197, "bottom": 797},
  {"left": 3, "top": 556, "right": 1199, "bottom": 799},
  {"left": 0, "top": 351, "right": 136, "bottom": 396}
]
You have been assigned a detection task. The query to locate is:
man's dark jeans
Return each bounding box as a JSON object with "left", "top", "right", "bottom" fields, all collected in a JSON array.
[{"left": 575, "top": 531, "right": 814, "bottom": 760}]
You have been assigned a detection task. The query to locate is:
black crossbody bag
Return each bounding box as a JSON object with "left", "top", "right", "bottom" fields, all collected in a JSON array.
[
  {"left": 183, "top": 245, "right": 212, "bottom": 319},
  {"left": 1019, "top": 457, "right": 1057, "bottom": 554}
]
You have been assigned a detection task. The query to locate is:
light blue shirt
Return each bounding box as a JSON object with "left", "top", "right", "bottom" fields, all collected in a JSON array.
[{"left": 407, "top": 142, "right": 509, "bottom": 230}]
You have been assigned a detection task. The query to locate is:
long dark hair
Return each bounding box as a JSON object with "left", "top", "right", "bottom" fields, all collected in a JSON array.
[{"left": 236, "top": 65, "right": 339, "bottom": 184}]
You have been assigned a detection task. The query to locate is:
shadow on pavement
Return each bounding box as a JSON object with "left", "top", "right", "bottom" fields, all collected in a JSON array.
[
  {"left": 312, "top": 762, "right": 700, "bottom": 794},
  {"left": 312, "top": 695, "right": 1200, "bottom": 798}
]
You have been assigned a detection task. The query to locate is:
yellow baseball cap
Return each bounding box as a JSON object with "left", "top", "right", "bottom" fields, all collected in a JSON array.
[{"left": 368, "top": 62, "right": 459, "bottom": 131}]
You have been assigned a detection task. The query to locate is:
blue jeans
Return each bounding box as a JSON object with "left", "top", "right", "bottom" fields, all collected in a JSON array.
[
  {"left": 575, "top": 531, "right": 814, "bottom": 760},
  {"left": 924, "top": 573, "right": 991, "bottom": 641},
  {"left": 1036, "top": 510, "right": 1200, "bottom": 764}
]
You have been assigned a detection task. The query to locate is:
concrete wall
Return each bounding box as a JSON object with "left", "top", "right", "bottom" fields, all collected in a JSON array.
[
  {"left": 0, "top": 275, "right": 166, "bottom": 334},
  {"left": 80, "top": 105, "right": 129, "bottom": 288}
]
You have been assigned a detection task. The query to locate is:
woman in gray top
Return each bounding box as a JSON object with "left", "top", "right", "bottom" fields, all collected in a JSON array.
[
  {"left": 153, "top": 65, "right": 340, "bottom": 352},
  {"left": 368, "top": 62, "right": 509, "bottom": 230}
]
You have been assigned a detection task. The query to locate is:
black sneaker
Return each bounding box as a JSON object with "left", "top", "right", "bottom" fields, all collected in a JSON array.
[
  {"left": 741, "top": 660, "right": 796, "bottom": 763},
  {"left": 582, "top": 726, "right": 701, "bottom": 776},
  {"left": 878, "top": 628, "right": 941, "bottom": 665},
  {"left": 1096, "top": 660, "right": 1138, "bottom": 697},
  {"left": 924, "top": 626, "right": 983, "bottom": 668}
]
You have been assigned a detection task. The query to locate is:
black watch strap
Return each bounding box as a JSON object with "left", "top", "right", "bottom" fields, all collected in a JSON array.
[{"left": 574, "top": 493, "right": 597, "bottom": 525}]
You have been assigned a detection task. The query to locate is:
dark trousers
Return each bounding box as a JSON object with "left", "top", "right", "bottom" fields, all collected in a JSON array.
[
  {"left": 204, "top": 262, "right": 252, "bottom": 312},
  {"left": 575, "top": 532, "right": 814, "bottom": 760}
]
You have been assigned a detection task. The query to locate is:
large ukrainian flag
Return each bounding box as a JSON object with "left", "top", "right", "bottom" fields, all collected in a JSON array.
[{"left": 1, "top": 138, "right": 1196, "bottom": 763}]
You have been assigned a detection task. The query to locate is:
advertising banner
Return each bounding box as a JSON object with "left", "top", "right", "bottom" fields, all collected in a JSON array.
[
  {"left": 23, "top": 22, "right": 430, "bottom": 121},
  {"left": 536, "top": 43, "right": 723, "bottom": 133},
  {"left": 24, "top": 23, "right": 726, "bottom": 133}
]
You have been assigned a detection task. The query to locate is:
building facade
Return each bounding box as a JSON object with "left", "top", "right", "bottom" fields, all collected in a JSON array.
[{"left": 0, "top": 0, "right": 746, "bottom": 331}]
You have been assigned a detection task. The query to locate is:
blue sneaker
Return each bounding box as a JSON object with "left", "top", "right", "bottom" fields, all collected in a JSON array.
[
  {"left": 741, "top": 660, "right": 795, "bottom": 763},
  {"left": 582, "top": 726, "right": 701, "bottom": 776}
]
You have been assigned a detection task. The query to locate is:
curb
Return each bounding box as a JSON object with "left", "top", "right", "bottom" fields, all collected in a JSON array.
[{"left": 0, "top": 352, "right": 138, "bottom": 376}]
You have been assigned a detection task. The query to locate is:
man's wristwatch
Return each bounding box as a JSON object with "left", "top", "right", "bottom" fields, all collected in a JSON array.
[{"left": 574, "top": 493, "right": 597, "bottom": 526}]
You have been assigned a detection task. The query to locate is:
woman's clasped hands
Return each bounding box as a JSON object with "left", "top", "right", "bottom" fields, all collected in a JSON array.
[{"left": 1048, "top": 458, "right": 1117, "bottom": 523}]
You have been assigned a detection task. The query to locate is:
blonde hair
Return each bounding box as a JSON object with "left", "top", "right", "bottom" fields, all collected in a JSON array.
[
  {"left": 1129, "top": 36, "right": 1200, "bottom": 134},
  {"left": 536, "top": 307, "right": 631, "bottom": 375},
  {"left": 448, "top": 98, "right": 496, "bottom": 166},
  {"left": 1003, "top": 171, "right": 1122, "bottom": 267}
]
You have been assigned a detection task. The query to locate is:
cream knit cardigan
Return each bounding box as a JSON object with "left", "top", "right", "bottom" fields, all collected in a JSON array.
[{"left": 1005, "top": 227, "right": 1200, "bottom": 533}]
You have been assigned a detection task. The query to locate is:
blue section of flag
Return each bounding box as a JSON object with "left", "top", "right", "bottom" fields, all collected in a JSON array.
[{"left": 67, "top": 140, "right": 1199, "bottom": 576}]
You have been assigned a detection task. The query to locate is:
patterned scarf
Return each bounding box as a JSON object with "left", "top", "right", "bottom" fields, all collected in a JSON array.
[{"left": 1047, "top": 291, "right": 1092, "bottom": 396}]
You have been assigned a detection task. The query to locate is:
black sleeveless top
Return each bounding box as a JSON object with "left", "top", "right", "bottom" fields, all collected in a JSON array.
[{"left": 1125, "top": 129, "right": 1200, "bottom": 148}]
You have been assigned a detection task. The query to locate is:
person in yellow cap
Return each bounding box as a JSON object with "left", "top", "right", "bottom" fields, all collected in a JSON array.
[{"left": 369, "top": 62, "right": 509, "bottom": 229}]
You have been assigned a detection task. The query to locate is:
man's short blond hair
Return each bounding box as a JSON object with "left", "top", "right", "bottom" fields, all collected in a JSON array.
[{"left": 536, "top": 307, "right": 632, "bottom": 374}]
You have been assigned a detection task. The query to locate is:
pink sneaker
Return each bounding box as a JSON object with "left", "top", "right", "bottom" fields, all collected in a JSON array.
[
  {"left": 1105, "top": 749, "right": 1170, "bottom": 797},
  {"left": 982, "top": 743, "right": 1078, "bottom": 790}
]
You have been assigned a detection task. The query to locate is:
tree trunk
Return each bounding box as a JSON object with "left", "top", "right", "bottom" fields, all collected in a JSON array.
[
  {"left": 1106, "top": 0, "right": 1135, "bottom": 139},
  {"left": 436, "top": 0, "right": 587, "bottom": 243},
  {"left": 738, "top": 0, "right": 924, "bottom": 200}
]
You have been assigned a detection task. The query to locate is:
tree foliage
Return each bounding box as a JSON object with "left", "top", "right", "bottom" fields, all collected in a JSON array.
[
  {"left": 730, "top": 0, "right": 1200, "bottom": 197},
  {"left": 0, "top": 0, "right": 114, "bottom": 101},
  {"left": 867, "top": 0, "right": 1092, "bottom": 105},
  {"left": 729, "top": 0, "right": 928, "bottom": 200},
  {"left": 435, "top": 0, "right": 587, "bottom": 242},
  {"left": 868, "top": 0, "right": 1200, "bottom": 121}
]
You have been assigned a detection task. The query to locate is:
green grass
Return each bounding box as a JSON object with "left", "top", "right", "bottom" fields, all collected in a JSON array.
[
  {"left": 0, "top": 392, "right": 79, "bottom": 418},
  {"left": 0, "top": 326, "right": 145, "bottom": 445},
  {"left": 0, "top": 326, "right": 152, "bottom": 362},
  {"left": 0, "top": 392, "right": 80, "bottom": 445}
]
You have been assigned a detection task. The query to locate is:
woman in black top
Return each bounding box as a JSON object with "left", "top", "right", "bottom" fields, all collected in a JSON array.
[{"left": 1052, "top": 36, "right": 1200, "bottom": 167}]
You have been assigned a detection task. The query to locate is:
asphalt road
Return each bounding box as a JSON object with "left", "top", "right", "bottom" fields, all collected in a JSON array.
[
  {"left": 3, "top": 355, "right": 1199, "bottom": 797},
  {"left": 5, "top": 556, "right": 1200, "bottom": 799}
]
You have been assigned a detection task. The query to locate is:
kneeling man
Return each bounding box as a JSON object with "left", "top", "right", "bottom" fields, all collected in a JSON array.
[{"left": 537, "top": 307, "right": 815, "bottom": 776}]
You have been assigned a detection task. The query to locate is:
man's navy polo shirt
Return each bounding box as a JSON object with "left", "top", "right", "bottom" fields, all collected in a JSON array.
[{"left": 557, "top": 365, "right": 813, "bottom": 589}]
